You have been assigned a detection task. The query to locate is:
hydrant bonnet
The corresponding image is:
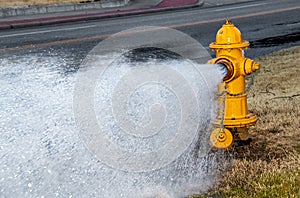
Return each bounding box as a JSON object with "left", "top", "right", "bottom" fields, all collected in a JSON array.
[{"left": 210, "top": 20, "right": 249, "bottom": 49}]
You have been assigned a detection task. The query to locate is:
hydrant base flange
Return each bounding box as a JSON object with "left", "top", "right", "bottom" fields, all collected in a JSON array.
[{"left": 213, "top": 113, "right": 257, "bottom": 128}]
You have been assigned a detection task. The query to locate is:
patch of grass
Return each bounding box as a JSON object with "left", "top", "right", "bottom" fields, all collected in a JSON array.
[
  {"left": 248, "top": 46, "right": 300, "bottom": 158},
  {"left": 192, "top": 161, "right": 300, "bottom": 198},
  {"left": 209, "top": 169, "right": 300, "bottom": 198},
  {"left": 268, "top": 127, "right": 281, "bottom": 133},
  {"left": 192, "top": 46, "right": 300, "bottom": 197},
  {"left": 293, "top": 144, "right": 300, "bottom": 154}
]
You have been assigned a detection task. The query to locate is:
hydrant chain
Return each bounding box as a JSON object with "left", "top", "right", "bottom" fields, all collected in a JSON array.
[
  {"left": 245, "top": 73, "right": 257, "bottom": 92},
  {"left": 220, "top": 85, "right": 227, "bottom": 131}
]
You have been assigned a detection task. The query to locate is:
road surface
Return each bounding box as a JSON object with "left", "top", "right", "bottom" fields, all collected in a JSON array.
[{"left": 0, "top": 0, "right": 299, "bottom": 62}]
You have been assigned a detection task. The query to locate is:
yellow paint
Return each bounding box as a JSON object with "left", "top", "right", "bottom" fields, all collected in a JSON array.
[
  {"left": 208, "top": 20, "right": 260, "bottom": 149},
  {"left": 210, "top": 128, "right": 233, "bottom": 149}
]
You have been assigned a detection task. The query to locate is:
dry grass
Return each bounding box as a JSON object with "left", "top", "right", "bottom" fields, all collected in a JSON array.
[
  {"left": 194, "top": 46, "right": 300, "bottom": 197},
  {"left": 249, "top": 46, "right": 300, "bottom": 153}
]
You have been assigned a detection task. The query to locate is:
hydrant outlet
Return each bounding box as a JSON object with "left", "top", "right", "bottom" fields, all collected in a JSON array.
[{"left": 215, "top": 58, "right": 235, "bottom": 82}]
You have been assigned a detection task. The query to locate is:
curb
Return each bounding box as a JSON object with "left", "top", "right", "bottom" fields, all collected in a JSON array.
[
  {"left": 0, "top": 0, "right": 204, "bottom": 30},
  {"left": 0, "top": 0, "right": 130, "bottom": 18}
]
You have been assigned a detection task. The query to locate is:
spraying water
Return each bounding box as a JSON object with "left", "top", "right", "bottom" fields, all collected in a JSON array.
[
  {"left": 0, "top": 25, "right": 232, "bottom": 197},
  {"left": 0, "top": 50, "right": 229, "bottom": 197}
]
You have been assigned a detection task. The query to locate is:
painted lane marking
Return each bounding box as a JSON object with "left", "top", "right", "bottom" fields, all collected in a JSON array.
[
  {"left": 0, "top": 25, "right": 96, "bottom": 38},
  {"left": 214, "top": 3, "right": 268, "bottom": 12}
]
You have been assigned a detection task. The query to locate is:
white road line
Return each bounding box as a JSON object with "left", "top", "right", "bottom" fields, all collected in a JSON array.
[
  {"left": 214, "top": 3, "right": 268, "bottom": 12},
  {"left": 0, "top": 25, "right": 97, "bottom": 38},
  {"left": 287, "top": 22, "right": 300, "bottom": 27}
]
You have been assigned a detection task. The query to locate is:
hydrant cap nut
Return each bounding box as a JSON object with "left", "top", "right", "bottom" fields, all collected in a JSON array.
[
  {"left": 254, "top": 62, "right": 260, "bottom": 70},
  {"left": 244, "top": 59, "right": 260, "bottom": 75}
]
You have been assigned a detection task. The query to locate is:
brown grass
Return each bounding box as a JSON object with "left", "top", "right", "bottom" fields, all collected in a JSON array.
[
  {"left": 195, "top": 46, "right": 300, "bottom": 197},
  {"left": 247, "top": 46, "right": 300, "bottom": 160}
]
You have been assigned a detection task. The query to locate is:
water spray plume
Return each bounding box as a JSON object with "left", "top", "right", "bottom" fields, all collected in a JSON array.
[{"left": 0, "top": 26, "right": 231, "bottom": 197}]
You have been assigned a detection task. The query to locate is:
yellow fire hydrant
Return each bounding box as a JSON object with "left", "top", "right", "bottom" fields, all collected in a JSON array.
[{"left": 208, "top": 20, "right": 260, "bottom": 149}]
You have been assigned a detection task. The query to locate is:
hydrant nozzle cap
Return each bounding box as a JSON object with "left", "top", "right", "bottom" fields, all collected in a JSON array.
[{"left": 209, "top": 20, "right": 249, "bottom": 49}]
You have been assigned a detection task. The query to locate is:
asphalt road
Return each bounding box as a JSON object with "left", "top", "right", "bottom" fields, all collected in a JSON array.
[{"left": 0, "top": 0, "right": 299, "bottom": 64}]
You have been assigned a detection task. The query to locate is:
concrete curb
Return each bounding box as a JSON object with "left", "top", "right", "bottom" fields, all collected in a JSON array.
[
  {"left": 0, "top": 0, "right": 204, "bottom": 30},
  {"left": 0, "top": 0, "right": 130, "bottom": 18}
]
